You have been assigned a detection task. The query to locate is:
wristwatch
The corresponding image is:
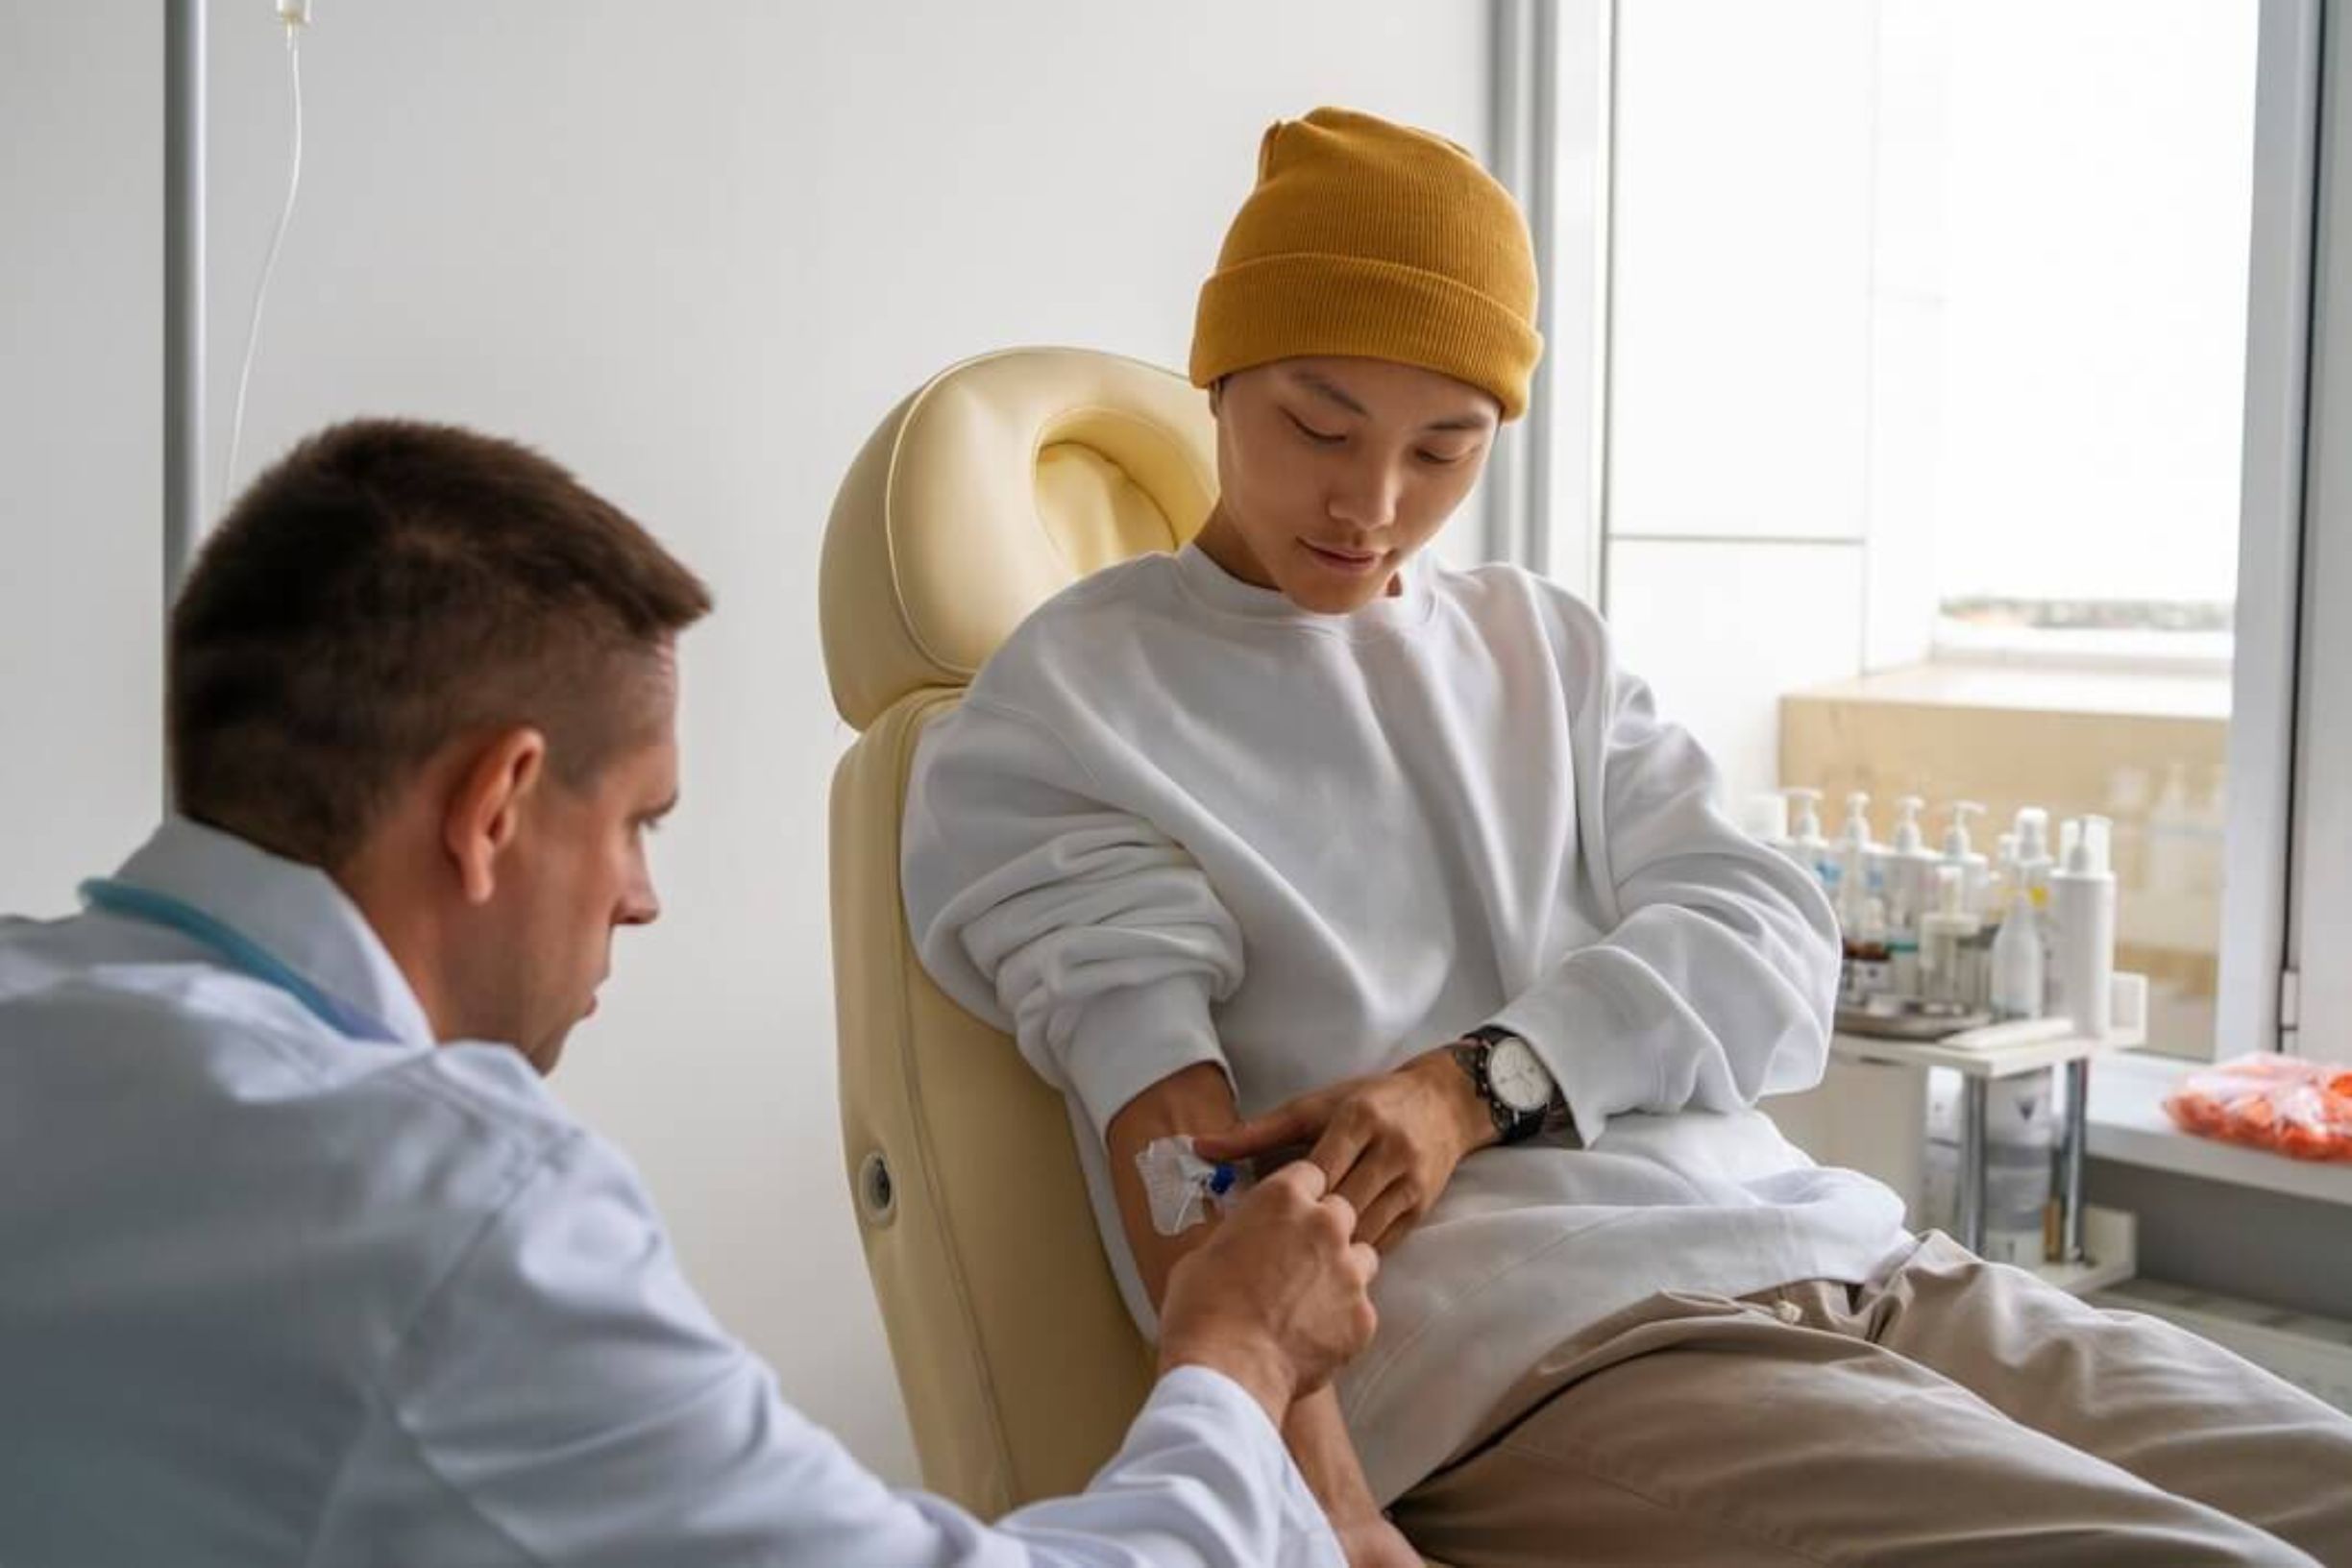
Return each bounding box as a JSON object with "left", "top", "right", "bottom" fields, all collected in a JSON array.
[{"left": 1449, "top": 1025, "right": 1562, "bottom": 1145}]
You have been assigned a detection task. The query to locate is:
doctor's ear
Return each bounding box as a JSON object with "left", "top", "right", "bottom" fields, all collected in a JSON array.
[
  {"left": 1208, "top": 377, "right": 1226, "bottom": 417},
  {"left": 443, "top": 726, "right": 548, "bottom": 906}
]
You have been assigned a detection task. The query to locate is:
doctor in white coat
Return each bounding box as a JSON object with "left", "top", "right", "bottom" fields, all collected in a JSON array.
[{"left": 0, "top": 418, "right": 1378, "bottom": 1568}]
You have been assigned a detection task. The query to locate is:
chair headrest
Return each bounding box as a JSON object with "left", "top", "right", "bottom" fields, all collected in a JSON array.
[{"left": 821, "top": 347, "right": 1217, "bottom": 731}]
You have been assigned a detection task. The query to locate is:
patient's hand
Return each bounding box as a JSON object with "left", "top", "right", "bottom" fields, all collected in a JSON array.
[
  {"left": 1157, "top": 1162, "right": 1381, "bottom": 1426},
  {"left": 1193, "top": 1050, "right": 1492, "bottom": 1254}
]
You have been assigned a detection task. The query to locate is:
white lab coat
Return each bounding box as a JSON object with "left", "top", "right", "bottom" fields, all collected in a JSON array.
[{"left": 0, "top": 818, "right": 1339, "bottom": 1568}]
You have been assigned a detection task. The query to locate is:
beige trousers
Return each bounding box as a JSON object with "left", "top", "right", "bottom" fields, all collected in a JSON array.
[{"left": 1390, "top": 1234, "right": 2352, "bottom": 1567}]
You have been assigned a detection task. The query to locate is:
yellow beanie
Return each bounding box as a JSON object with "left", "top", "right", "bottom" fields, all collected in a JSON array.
[{"left": 1190, "top": 107, "right": 1542, "bottom": 421}]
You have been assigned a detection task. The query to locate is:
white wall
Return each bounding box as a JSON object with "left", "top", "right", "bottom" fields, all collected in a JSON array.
[
  {"left": 0, "top": 5, "right": 165, "bottom": 920},
  {"left": 1, "top": 0, "right": 1492, "bottom": 1482}
]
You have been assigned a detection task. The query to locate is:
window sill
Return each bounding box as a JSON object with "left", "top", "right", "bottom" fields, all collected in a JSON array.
[
  {"left": 1795, "top": 656, "right": 2230, "bottom": 723},
  {"left": 1929, "top": 621, "right": 2232, "bottom": 678},
  {"left": 2087, "top": 1049, "right": 2352, "bottom": 1209}
]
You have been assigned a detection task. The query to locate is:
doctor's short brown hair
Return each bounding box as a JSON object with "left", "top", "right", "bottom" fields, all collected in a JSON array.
[{"left": 167, "top": 418, "right": 713, "bottom": 868}]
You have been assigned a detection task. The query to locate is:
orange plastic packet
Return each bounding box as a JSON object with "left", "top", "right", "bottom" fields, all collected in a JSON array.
[{"left": 2164, "top": 1054, "right": 2352, "bottom": 1163}]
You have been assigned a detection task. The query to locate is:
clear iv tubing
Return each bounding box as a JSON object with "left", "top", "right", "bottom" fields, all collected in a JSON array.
[{"left": 222, "top": 23, "right": 305, "bottom": 511}]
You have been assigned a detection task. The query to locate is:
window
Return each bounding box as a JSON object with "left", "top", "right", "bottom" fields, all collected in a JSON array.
[{"left": 1515, "top": 0, "right": 2320, "bottom": 1060}]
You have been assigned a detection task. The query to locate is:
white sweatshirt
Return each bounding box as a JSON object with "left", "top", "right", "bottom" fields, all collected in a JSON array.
[{"left": 902, "top": 542, "right": 1909, "bottom": 1505}]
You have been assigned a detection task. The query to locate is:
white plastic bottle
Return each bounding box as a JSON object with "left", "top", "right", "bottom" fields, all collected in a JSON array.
[
  {"left": 1843, "top": 895, "right": 1896, "bottom": 1007},
  {"left": 1833, "top": 792, "right": 1880, "bottom": 930},
  {"left": 1990, "top": 873, "right": 2046, "bottom": 1021},
  {"left": 2011, "top": 808, "right": 2055, "bottom": 895},
  {"left": 2048, "top": 819, "right": 2081, "bottom": 1015},
  {"left": 1885, "top": 796, "right": 1936, "bottom": 998},
  {"left": 2012, "top": 807, "right": 2061, "bottom": 1012},
  {"left": 1972, "top": 833, "right": 2011, "bottom": 1002},
  {"left": 1783, "top": 787, "right": 1832, "bottom": 896},
  {"left": 2052, "top": 815, "right": 2118, "bottom": 1037},
  {"left": 1990, "top": 818, "right": 2019, "bottom": 949},
  {"left": 1941, "top": 800, "right": 1990, "bottom": 914},
  {"left": 1919, "top": 864, "right": 1982, "bottom": 1010}
]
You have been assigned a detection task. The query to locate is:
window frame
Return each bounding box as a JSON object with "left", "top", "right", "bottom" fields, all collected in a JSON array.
[
  {"left": 2285, "top": 0, "right": 2352, "bottom": 1063},
  {"left": 2218, "top": 0, "right": 2320, "bottom": 1062}
]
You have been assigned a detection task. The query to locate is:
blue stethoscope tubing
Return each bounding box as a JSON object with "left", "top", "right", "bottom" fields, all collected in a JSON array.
[{"left": 78, "top": 877, "right": 396, "bottom": 1042}]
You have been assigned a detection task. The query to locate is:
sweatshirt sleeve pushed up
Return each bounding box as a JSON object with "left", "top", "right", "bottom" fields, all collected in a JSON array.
[{"left": 901, "top": 698, "right": 1243, "bottom": 1139}]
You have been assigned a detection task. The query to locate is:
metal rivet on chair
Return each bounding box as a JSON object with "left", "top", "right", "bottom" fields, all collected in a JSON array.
[{"left": 856, "top": 1150, "right": 897, "bottom": 1226}]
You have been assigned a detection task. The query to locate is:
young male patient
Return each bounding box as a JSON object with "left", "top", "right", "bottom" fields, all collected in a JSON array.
[{"left": 904, "top": 108, "right": 2352, "bottom": 1568}]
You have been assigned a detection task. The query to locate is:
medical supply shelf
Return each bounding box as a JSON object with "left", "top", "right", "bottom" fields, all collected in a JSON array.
[{"left": 1830, "top": 973, "right": 2149, "bottom": 1293}]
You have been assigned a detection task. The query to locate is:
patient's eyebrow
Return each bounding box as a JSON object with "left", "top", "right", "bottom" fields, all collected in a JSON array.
[
  {"left": 1294, "top": 372, "right": 1370, "bottom": 417},
  {"left": 1293, "top": 370, "right": 1493, "bottom": 434}
]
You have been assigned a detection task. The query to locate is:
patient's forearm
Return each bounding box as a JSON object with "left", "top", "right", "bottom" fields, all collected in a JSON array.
[
  {"left": 1108, "top": 1066, "right": 1384, "bottom": 1527},
  {"left": 1106, "top": 1063, "right": 1243, "bottom": 1303}
]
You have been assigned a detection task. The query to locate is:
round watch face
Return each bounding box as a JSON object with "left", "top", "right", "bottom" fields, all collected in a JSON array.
[{"left": 1486, "top": 1037, "right": 1554, "bottom": 1115}]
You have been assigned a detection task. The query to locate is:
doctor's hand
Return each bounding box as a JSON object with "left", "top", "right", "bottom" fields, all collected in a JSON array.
[
  {"left": 1157, "top": 1162, "right": 1380, "bottom": 1428},
  {"left": 1192, "top": 1049, "right": 1493, "bottom": 1255}
]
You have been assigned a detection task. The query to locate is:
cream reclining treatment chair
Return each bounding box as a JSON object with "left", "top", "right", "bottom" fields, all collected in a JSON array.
[
  {"left": 819, "top": 348, "right": 1217, "bottom": 1515},
  {"left": 821, "top": 348, "right": 1454, "bottom": 1567}
]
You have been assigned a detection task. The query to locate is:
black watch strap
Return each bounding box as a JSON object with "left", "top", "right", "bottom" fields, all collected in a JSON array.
[{"left": 1451, "top": 1026, "right": 1554, "bottom": 1144}]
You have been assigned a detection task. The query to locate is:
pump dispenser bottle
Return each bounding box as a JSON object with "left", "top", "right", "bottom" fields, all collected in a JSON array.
[
  {"left": 1833, "top": 792, "right": 1879, "bottom": 926},
  {"left": 2010, "top": 808, "right": 2053, "bottom": 913},
  {"left": 1886, "top": 796, "right": 1935, "bottom": 995},
  {"left": 1919, "top": 864, "right": 1982, "bottom": 1009},
  {"left": 2052, "top": 816, "right": 2118, "bottom": 1036},
  {"left": 1784, "top": 788, "right": 1832, "bottom": 899},
  {"left": 2011, "top": 807, "right": 2061, "bottom": 1013},
  {"left": 1991, "top": 873, "right": 2046, "bottom": 1020},
  {"left": 1936, "top": 800, "right": 1987, "bottom": 919}
]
